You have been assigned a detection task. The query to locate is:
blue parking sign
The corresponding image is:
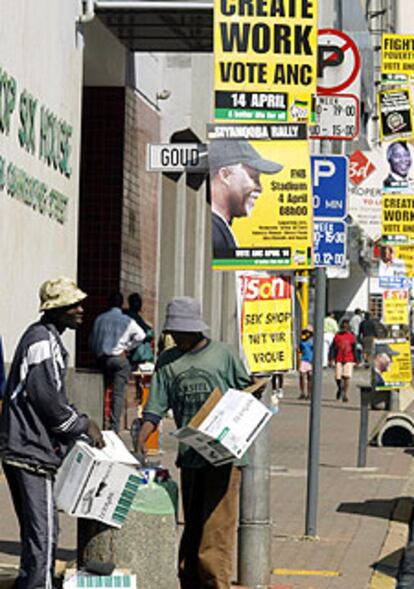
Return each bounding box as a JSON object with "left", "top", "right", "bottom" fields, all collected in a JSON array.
[
  {"left": 311, "top": 156, "right": 348, "bottom": 219},
  {"left": 314, "top": 220, "right": 346, "bottom": 267}
]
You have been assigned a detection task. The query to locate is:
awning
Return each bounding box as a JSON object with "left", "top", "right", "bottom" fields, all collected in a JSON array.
[{"left": 95, "top": 0, "right": 213, "bottom": 52}]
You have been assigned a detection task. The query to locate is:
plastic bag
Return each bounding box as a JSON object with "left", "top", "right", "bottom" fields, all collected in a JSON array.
[{"left": 131, "top": 481, "right": 175, "bottom": 516}]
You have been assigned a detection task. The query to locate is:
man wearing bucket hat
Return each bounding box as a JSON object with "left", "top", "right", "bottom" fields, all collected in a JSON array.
[
  {"left": 0, "top": 277, "right": 104, "bottom": 589},
  {"left": 138, "top": 297, "right": 251, "bottom": 589},
  {"left": 374, "top": 342, "right": 399, "bottom": 387},
  {"left": 209, "top": 139, "right": 283, "bottom": 258}
]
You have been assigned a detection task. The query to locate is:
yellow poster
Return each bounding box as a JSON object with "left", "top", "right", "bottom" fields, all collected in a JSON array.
[
  {"left": 214, "top": 0, "right": 318, "bottom": 123},
  {"left": 373, "top": 339, "right": 412, "bottom": 390},
  {"left": 382, "top": 290, "right": 409, "bottom": 325},
  {"left": 209, "top": 124, "right": 313, "bottom": 270},
  {"left": 382, "top": 193, "right": 414, "bottom": 245},
  {"left": 382, "top": 34, "right": 414, "bottom": 75},
  {"left": 396, "top": 245, "right": 414, "bottom": 276},
  {"left": 237, "top": 273, "right": 294, "bottom": 374}
]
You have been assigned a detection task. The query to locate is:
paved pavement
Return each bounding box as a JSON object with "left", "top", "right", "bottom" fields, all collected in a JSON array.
[{"left": 1, "top": 367, "right": 414, "bottom": 588}]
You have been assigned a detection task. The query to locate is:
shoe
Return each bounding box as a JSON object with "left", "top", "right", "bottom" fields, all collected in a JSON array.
[
  {"left": 336, "top": 389, "right": 342, "bottom": 400},
  {"left": 342, "top": 397, "right": 349, "bottom": 403}
]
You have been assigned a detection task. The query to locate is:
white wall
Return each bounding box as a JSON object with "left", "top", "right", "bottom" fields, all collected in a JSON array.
[
  {"left": 0, "top": 0, "right": 84, "bottom": 361},
  {"left": 396, "top": 1, "right": 414, "bottom": 34},
  {"left": 328, "top": 262, "right": 369, "bottom": 313},
  {"left": 83, "top": 17, "right": 126, "bottom": 86}
]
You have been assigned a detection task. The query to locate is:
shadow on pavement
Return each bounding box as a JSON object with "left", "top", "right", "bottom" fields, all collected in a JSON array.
[
  {"left": 371, "top": 547, "right": 404, "bottom": 578},
  {"left": 0, "top": 540, "right": 76, "bottom": 561},
  {"left": 337, "top": 498, "right": 413, "bottom": 522}
]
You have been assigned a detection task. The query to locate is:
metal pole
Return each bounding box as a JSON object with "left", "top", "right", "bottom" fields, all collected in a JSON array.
[
  {"left": 357, "top": 386, "right": 371, "bottom": 468},
  {"left": 305, "top": 267, "right": 326, "bottom": 537},
  {"left": 238, "top": 381, "right": 272, "bottom": 586}
]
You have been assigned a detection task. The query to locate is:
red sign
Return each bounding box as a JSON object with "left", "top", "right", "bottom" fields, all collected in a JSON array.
[
  {"left": 318, "top": 29, "right": 361, "bottom": 94},
  {"left": 348, "top": 150, "right": 376, "bottom": 186}
]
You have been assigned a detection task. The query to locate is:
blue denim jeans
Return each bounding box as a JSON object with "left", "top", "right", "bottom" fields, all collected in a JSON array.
[{"left": 99, "top": 354, "right": 131, "bottom": 432}]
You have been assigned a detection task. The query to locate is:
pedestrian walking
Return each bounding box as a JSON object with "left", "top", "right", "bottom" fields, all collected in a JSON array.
[
  {"left": 90, "top": 292, "right": 146, "bottom": 432},
  {"left": 323, "top": 312, "right": 338, "bottom": 368},
  {"left": 298, "top": 326, "right": 313, "bottom": 400},
  {"left": 358, "top": 312, "right": 378, "bottom": 367},
  {"left": 332, "top": 319, "right": 357, "bottom": 402},
  {"left": 350, "top": 308, "right": 364, "bottom": 365},
  {"left": 0, "top": 277, "right": 104, "bottom": 589},
  {"left": 138, "top": 297, "right": 252, "bottom": 589}
]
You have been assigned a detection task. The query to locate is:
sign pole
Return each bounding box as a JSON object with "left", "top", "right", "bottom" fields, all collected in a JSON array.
[{"left": 305, "top": 266, "right": 326, "bottom": 536}]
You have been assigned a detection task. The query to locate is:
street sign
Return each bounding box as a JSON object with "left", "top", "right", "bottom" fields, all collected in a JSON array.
[
  {"left": 146, "top": 143, "right": 207, "bottom": 171},
  {"left": 314, "top": 220, "right": 346, "bottom": 267},
  {"left": 309, "top": 93, "right": 359, "bottom": 140},
  {"left": 317, "top": 29, "right": 361, "bottom": 95},
  {"left": 311, "top": 155, "right": 348, "bottom": 219}
]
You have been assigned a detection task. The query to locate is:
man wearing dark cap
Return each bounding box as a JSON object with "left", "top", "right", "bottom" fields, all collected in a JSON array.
[
  {"left": 209, "top": 139, "right": 283, "bottom": 258},
  {"left": 138, "top": 297, "right": 251, "bottom": 589},
  {"left": 0, "top": 277, "right": 104, "bottom": 589},
  {"left": 374, "top": 343, "right": 399, "bottom": 387}
]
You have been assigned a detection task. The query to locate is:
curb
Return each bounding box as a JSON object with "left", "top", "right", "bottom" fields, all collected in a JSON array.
[{"left": 369, "top": 462, "right": 414, "bottom": 589}]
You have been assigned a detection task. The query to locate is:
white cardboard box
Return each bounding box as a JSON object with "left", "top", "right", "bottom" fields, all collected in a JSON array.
[
  {"left": 55, "top": 431, "right": 140, "bottom": 528},
  {"left": 174, "top": 384, "right": 272, "bottom": 466},
  {"left": 63, "top": 568, "right": 136, "bottom": 588}
]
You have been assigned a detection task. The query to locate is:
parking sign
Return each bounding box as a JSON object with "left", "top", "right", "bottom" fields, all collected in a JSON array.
[
  {"left": 314, "top": 220, "right": 346, "bottom": 267},
  {"left": 311, "top": 155, "right": 348, "bottom": 219}
]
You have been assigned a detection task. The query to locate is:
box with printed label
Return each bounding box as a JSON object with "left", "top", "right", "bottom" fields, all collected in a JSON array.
[
  {"left": 174, "top": 383, "right": 272, "bottom": 466},
  {"left": 55, "top": 431, "right": 140, "bottom": 528},
  {"left": 63, "top": 568, "right": 137, "bottom": 588}
]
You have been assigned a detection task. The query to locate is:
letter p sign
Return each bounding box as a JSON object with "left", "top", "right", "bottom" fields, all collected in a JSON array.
[
  {"left": 317, "top": 44, "right": 344, "bottom": 78},
  {"left": 313, "top": 160, "right": 336, "bottom": 187}
]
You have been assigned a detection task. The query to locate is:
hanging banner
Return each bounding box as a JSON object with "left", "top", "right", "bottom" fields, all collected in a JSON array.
[
  {"left": 382, "top": 290, "right": 409, "bottom": 325},
  {"left": 214, "top": 0, "right": 318, "bottom": 123},
  {"left": 382, "top": 193, "right": 414, "bottom": 245},
  {"left": 373, "top": 339, "right": 412, "bottom": 390},
  {"left": 348, "top": 148, "right": 384, "bottom": 241},
  {"left": 236, "top": 273, "right": 294, "bottom": 374},
  {"left": 382, "top": 34, "right": 414, "bottom": 76},
  {"left": 208, "top": 124, "right": 313, "bottom": 270},
  {"left": 378, "top": 89, "right": 414, "bottom": 142},
  {"left": 382, "top": 141, "right": 414, "bottom": 194}
]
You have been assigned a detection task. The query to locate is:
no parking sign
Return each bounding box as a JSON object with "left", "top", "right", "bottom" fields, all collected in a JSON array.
[{"left": 317, "top": 29, "right": 361, "bottom": 96}]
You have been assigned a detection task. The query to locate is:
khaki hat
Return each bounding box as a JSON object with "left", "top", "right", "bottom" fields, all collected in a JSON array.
[
  {"left": 39, "top": 277, "right": 87, "bottom": 312},
  {"left": 163, "top": 297, "right": 209, "bottom": 332},
  {"left": 208, "top": 139, "right": 283, "bottom": 174}
]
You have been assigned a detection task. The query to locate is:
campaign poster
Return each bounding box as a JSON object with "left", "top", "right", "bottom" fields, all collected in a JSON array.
[
  {"left": 373, "top": 338, "right": 412, "bottom": 390},
  {"left": 378, "top": 89, "right": 414, "bottom": 142},
  {"left": 214, "top": 0, "right": 318, "bottom": 123},
  {"left": 382, "top": 34, "right": 414, "bottom": 76},
  {"left": 236, "top": 273, "right": 294, "bottom": 374},
  {"left": 382, "top": 193, "right": 414, "bottom": 245},
  {"left": 348, "top": 148, "right": 384, "bottom": 241},
  {"left": 208, "top": 124, "right": 313, "bottom": 270},
  {"left": 382, "top": 141, "right": 414, "bottom": 194},
  {"left": 382, "top": 290, "right": 409, "bottom": 325}
]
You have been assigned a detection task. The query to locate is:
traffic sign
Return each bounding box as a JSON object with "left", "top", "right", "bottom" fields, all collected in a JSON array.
[
  {"left": 317, "top": 29, "right": 361, "bottom": 95},
  {"left": 311, "top": 155, "right": 348, "bottom": 219},
  {"left": 309, "top": 93, "right": 359, "bottom": 140},
  {"left": 314, "top": 220, "right": 346, "bottom": 267}
]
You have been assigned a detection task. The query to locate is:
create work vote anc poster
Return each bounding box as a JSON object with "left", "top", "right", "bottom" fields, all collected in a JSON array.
[
  {"left": 214, "top": 0, "right": 318, "bottom": 123},
  {"left": 237, "top": 273, "right": 294, "bottom": 374},
  {"left": 209, "top": 124, "right": 313, "bottom": 270},
  {"left": 382, "top": 193, "right": 414, "bottom": 245}
]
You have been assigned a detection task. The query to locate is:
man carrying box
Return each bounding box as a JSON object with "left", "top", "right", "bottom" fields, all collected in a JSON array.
[
  {"left": 138, "top": 297, "right": 251, "bottom": 589},
  {"left": 0, "top": 277, "right": 104, "bottom": 589}
]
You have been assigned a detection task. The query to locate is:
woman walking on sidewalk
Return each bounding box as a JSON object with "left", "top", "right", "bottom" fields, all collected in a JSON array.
[
  {"left": 298, "top": 326, "right": 314, "bottom": 400},
  {"left": 332, "top": 319, "right": 357, "bottom": 402}
]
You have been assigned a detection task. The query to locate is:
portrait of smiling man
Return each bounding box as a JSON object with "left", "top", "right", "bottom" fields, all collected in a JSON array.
[{"left": 209, "top": 139, "right": 283, "bottom": 258}]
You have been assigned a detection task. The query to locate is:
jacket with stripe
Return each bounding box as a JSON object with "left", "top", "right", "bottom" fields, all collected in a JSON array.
[{"left": 0, "top": 319, "right": 89, "bottom": 471}]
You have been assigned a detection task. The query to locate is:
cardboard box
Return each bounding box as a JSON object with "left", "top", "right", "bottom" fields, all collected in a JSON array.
[
  {"left": 55, "top": 431, "right": 140, "bottom": 528},
  {"left": 63, "top": 568, "right": 136, "bottom": 588},
  {"left": 174, "top": 384, "right": 273, "bottom": 466}
]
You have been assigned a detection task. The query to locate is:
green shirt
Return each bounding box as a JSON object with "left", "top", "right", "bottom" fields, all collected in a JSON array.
[{"left": 144, "top": 339, "right": 251, "bottom": 468}]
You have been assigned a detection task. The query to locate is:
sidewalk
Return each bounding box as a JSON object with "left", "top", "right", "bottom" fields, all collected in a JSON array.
[{"left": 0, "top": 368, "right": 413, "bottom": 588}]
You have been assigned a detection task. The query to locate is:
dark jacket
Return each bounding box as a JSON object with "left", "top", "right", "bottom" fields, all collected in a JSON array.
[
  {"left": 212, "top": 212, "right": 237, "bottom": 258},
  {"left": 0, "top": 319, "right": 88, "bottom": 471}
]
